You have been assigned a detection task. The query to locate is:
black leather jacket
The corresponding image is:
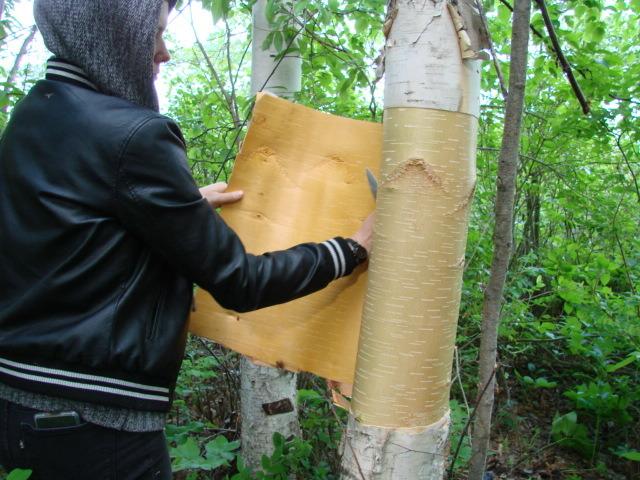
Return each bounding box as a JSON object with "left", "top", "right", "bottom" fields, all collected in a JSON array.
[{"left": 0, "top": 63, "right": 357, "bottom": 412}]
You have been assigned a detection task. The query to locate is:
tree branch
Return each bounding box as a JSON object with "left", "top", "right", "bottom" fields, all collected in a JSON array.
[
  {"left": 534, "top": 0, "right": 590, "bottom": 114},
  {"left": 469, "top": 0, "right": 532, "bottom": 477},
  {"left": 190, "top": 6, "right": 241, "bottom": 127}
]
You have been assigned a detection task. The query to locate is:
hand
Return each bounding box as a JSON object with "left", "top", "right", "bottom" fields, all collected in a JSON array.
[
  {"left": 200, "top": 182, "right": 244, "bottom": 209},
  {"left": 350, "top": 212, "right": 375, "bottom": 255}
]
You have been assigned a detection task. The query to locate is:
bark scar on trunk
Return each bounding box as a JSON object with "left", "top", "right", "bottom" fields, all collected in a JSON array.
[
  {"left": 381, "top": 157, "right": 445, "bottom": 192},
  {"left": 261, "top": 398, "right": 294, "bottom": 415},
  {"left": 446, "top": 180, "right": 477, "bottom": 215}
]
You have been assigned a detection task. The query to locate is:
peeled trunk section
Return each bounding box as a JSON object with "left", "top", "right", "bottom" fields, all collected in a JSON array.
[{"left": 341, "top": 1, "right": 485, "bottom": 477}]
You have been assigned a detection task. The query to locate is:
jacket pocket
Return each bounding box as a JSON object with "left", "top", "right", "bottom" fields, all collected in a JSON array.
[{"left": 146, "top": 288, "right": 166, "bottom": 340}]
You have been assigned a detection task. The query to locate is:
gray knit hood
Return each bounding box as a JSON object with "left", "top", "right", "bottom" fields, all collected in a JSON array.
[{"left": 34, "top": 0, "right": 177, "bottom": 111}]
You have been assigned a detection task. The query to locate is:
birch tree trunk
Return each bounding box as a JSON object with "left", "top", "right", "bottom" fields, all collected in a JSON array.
[
  {"left": 468, "top": 1, "right": 532, "bottom": 478},
  {"left": 340, "top": 1, "right": 486, "bottom": 478},
  {"left": 240, "top": 0, "right": 302, "bottom": 471}
]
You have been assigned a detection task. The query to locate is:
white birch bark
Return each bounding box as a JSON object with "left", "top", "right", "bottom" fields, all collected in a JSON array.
[
  {"left": 240, "top": 0, "right": 302, "bottom": 471},
  {"left": 250, "top": 0, "right": 301, "bottom": 96},
  {"left": 340, "top": 1, "right": 485, "bottom": 478}
]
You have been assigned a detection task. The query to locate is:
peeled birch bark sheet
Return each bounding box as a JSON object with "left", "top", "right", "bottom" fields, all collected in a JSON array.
[{"left": 189, "top": 93, "right": 382, "bottom": 384}]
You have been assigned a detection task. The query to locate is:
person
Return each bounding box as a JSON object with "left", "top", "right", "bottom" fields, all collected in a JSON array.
[{"left": 0, "top": 1, "right": 374, "bottom": 478}]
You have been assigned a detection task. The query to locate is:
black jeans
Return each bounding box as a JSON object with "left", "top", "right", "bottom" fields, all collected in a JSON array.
[{"left": 0, "top": 399, "right": 172, "bottom": 480}]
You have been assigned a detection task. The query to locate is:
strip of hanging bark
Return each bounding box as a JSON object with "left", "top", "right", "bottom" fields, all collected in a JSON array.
[
  {"left": 468, "top": 0, "right": 532, "bottom": 478},
  {"left": 447, "top": 1, "right": 490, "bottom": 60},
  {"left": 534, "top": 0, "right": 590, "bottom": 115}
]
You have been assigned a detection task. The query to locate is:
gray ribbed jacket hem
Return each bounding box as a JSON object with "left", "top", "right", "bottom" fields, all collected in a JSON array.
[{"left": 0, "top": 382, "right": 165, "bottom": 432}]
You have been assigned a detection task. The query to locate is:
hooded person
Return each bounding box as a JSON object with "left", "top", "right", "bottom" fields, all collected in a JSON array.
[
  {"left": 0, "top": 1, "right": 373, "bottom": 479},
  {"left": 34, "top": 0, "right": 178, "bottom": 111}
]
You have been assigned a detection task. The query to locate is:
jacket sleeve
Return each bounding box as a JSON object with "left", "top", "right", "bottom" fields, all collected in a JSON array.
[{"left": 114, "top": 116, "right": 357, "bottom": 312}]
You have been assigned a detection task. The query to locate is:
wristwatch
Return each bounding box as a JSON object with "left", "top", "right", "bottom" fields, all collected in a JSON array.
[{"left": 345, "top": 238, "right": 368, "bottom": 265}]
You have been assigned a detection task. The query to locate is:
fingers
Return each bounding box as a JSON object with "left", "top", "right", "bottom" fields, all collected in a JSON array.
[
  {"left": 200, "top": 182, "right": 244, "bottom": 208},
  {"left": 214, "top": 190, "right": 244, "bottom": 205},
  {"left": 351, "top": 212, "right": 375, "bottom": 254},
  {"left": 200, "top": 182, "right": 229, "bottom": 195},
  {"left": 208, "top": 182, "right": 229, "bottom": 193}
]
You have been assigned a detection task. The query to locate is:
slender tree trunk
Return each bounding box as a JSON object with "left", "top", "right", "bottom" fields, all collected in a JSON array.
[
  {"left": 250, "top": 0, "right": 301, "bottom": 96},
  {"left": 521, "top": 172, "right": 540, "bottom": 256},
  {"left": 468, "top": 1, "right": 532, "bottom": 478},
  {"left": 240, "top": 0, "right": 302, "bottom": 471},
  {"left": 2, "top": 25, "right": 37, "bottom": 114},
  {"left": 340, "top": 1, "right": 485, "bottom": 478}
]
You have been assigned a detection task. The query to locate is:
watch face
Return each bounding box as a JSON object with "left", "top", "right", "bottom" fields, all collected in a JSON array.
[{"left": 349, "top": 240, "right": 368, "bottom": 263}]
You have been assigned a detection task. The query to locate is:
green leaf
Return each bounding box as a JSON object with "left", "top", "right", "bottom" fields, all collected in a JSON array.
[
  {"left": 534, "top": 377, "right": 558, "bottom": 389},
  {"left": 606, "top": 351, "right": 640, "bottom": 373},
  {"left": 272, "top": 431, "right": 285, "bottom": 449},
  {"left": 210, "top": 0, "right": 230, "bottom": 22},
  {"left": 618, "top": 450, "right": 640, "bottom": 461},
  {"left": 273, "top": 31, "right": 284, "bottom": 52},
  {"left": 355, "top": 15, "right": 370, "bottom": 34},
  {"left": 551, "top": 412, "right": 594, "bottom": 457},
  {"left": 265, "top": 0, "right": 279, "bottom": 25},
  {"left": 262, "top": 31, "right": 275, "bottom": 51},
  {"left": 7, "top": 469, "right": 32, "bottom": 480},
  {"left": 170, "top": 437, "right": 207, "bottom": 472},
  {"left": 497, "top": 4, "right": 511, "bottom": 23},
  {"left": 204, "top": 435, "right": 240, "bottom": 468}
]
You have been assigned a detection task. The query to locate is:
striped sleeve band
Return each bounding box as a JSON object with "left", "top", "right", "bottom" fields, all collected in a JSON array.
[{"left": 320, "top": 237, "right": 357, "bottom": 279}]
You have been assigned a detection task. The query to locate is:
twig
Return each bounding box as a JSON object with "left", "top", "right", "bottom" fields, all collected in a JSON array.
[
  {"left": 233, "top": 40, "right": 252, "bottom": 87},
  {"left": 534, "top": 0, "right": 590, "bottom": 115},
  {"left": 609, "top": 94, "right": 640, "bottom": 106},
  {"left": 454, "top": 347, "right": 471, "bottom": 417},
  {"left": 508, "top": 439, "right": 564, "bottom": 476},
  {"left": 321, "top": 391, "right": 366, "bottom": 480},
  {"left": 475, "top": 0, "right": 508, "bottom": 100},
  {"left": 197, "top": 337, "right": 240, "bottom": 409},
  {"left": 612, "top": 130, "right": 640, "bottom": 203},
  {"left": 190, "top": 6, "right": 241, "bottom": 127},
  {"left": 611, "top": 197, "right": 640, "bottom": 318},
  {"left": 224, "top": 18, "right": 240, "bottom": 125},
  {"left": 213, "top": 20, "right": 307, "bottom": 181},
  {"left": 345, "top": 435, "right": 367, "bottom": 480},
  {"left": 447, "top": 366, "right": 498, "bottom": 479}
]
